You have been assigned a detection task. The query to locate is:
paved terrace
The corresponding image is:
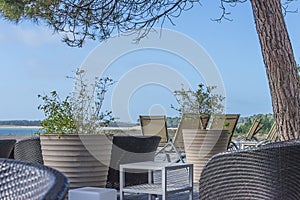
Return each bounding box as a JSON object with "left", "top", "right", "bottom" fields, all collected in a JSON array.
[
  {"left": 117, "top": 159, "right": 199, "bottom": 200},
  {"left": 117, "top": 185, "right": 199, "bottom": 200}
]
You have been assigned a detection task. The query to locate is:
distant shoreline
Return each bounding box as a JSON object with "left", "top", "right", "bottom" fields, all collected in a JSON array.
[{"left": 0, "top": 125, "right": 42, "bottom": 129}]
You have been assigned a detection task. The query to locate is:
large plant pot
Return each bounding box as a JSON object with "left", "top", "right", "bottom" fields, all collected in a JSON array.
[
  {"left": 183, "top": 129, "right": 229, "bottom": 183},
  {"left": 40, "top": 134, "right": 112, "bottom": 189}
]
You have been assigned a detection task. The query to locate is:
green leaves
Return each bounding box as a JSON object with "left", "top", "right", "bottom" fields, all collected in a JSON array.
[
  {"left": 172, "top": 83, "right": 225, "bottom": 115},
  {"left": 38, "top": 91, "right": 76, "bottom": 135},
  {"left": 38, "top": 69, "right": 115, "bottom": 135}
]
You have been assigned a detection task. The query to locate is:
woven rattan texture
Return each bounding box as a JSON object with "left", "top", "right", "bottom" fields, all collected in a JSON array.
[
  {"left": 0, "top": 158, "right": 69, "bottom": 200},
  {"left": 106, "top": 136, "right": 161, "bottom": 189},
  {"left": 199, "top": 140, "right": 300, "bottom": 200},
  {"left": 0, "top": 140, "right": 16, "bottom": 158},
  {"left": 14, "top": 136, "right": 44, "bottom": 164}
]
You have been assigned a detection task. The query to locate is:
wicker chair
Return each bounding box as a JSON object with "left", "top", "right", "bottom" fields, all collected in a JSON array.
[
  {"left": 0, "top": 139, "right": 16, "bottom": 158},
  {"left": 199, "top": 140, "right": 300, "bottom": 200},
  {"left": 106, "top": 136, "right": 161, "bottom": 189},
  {"left": 0, "top": 158, "right": 69, "bottom": 200},
  {"left": 14, "top": 136, "right": 44, "bottom": 164}
]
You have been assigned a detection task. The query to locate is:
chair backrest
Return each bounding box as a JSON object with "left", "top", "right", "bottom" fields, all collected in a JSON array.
[
  {"left": 106, "top": 135, "right": 161, "bottom": 189},
  {"left": 199, "top": 140, "right": 300, "bottom": 200},
  {"left": 0, "top": 139, "right": 16, "bottom": 158},
  {"left": 209, "top": 114, "right": 240, "bottom": 147},
  {"left": 0, "top": 158, "right": 69, "bottom": 200},
  {"left": 173, "top": 113, "right": 204, "bottom": 151},
  {"left": 140, "top": 115, "right": 168, "bottom": 145},
  {"left": 266, "top": 123, "right": 278, "bottom": 142},
  {"left": 14, "top": 136, "right": 44, "bottom": 164},
  {"left": 246, "top": 118, "right": 263, "bottom": 140},
  {"left": 209, "top": 114, "right": 240, "bottom": 132}
]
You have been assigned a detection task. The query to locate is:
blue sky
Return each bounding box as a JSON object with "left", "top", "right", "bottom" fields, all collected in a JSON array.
[{"left": 0, "top": 1, "right": 299, "bottom": 122}]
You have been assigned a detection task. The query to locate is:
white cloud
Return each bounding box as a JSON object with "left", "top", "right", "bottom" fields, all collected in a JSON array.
[{"left": 1, "top": 22, "right": 61, "bottom": 47}]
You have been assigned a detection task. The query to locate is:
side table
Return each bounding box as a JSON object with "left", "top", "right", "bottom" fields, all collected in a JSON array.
[{"left": 120, "top": 161, "right": 193, "bottom": 200}]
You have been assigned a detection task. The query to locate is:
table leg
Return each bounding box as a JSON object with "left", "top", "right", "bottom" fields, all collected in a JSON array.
[
  {"left": 189, "top": 165, "right": 193, "bottom": 200},
  {"left": 120, "top": 166, "right": 125, "bottom": 200},
  {"left": 189, "top": 189, "right": 193, "bottom": 200},
  {"left": 148, "top": 169, "right": 152, "bottom": 200},
  {"left": 162, "top": 168, "right": 166, "bottom": 200}
]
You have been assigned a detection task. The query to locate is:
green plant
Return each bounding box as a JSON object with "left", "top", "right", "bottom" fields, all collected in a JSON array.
[
  {"left": 38, "top": 91, "right": 76, "bottom": 134},
  {"left": 38, "top": 69, "right": 115, "bottom": 135},
  {"left": 171, "top": 83, "right": 225, "bottom": 115},
  {"left": 70, "top": 69, "right": 115, "bottom": 134}
]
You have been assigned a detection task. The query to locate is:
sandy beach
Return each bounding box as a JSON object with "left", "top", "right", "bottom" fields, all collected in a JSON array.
[{"left": 0, "top": 125, "right": 42, "bottom": 129}]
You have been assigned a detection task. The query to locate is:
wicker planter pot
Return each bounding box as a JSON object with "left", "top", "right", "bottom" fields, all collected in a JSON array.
[
  {"left": 40, "top": 134, "right": 112, "bottom": 189},
  {"left": 183, "top": 129, "right": 229, "bottom": 183}
]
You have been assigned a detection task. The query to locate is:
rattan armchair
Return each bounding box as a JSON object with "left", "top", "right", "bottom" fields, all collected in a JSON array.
[
  {"left": 0, "top": 158, "right": 69, "bottom": 200},
  {"left": 0, "top": 139, "right": 16, "bottom": 158},
  {"left": 199, "top": 140, "right": 300, "bottom": 199},
  {"left": 106, "top": 136, "right": 161, "bottom": 189},
  {"left": 14, "top": 136, "right": 44, "bottom": 164}
]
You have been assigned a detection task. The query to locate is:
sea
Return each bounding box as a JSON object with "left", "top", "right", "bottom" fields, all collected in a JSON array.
[{"left": 0, "top": 127, "right": 40, "bottom": 136}]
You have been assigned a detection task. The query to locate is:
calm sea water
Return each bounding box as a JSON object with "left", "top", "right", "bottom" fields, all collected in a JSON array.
[{"left": 0, "top": 127, "right": 40, "bottom": 135}]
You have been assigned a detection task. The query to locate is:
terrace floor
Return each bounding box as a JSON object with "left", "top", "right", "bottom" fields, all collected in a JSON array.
[
  {"left": 117, "top": 154, "right": 199, "bottom": 200},
  {"left": 117, "top": 184, "right": 199, "bottom": 199}
]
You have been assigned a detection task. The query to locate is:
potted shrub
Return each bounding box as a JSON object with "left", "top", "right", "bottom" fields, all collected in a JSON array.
[
  {"left": 38, "top": 69, "right": 115, "bottom": 189},
  {"left": 172, "top": 84, "right": 229, "bottom": 182},
  {"left": 183, "top": 129, "right": 229, "bottom": 182}
]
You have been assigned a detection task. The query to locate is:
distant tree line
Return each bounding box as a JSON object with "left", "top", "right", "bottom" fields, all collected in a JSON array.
[
  {"left": 0, "top": 120, "right": 41, "bottom": 126},
  {"left": 235, "top": 114, "right": 274, "bottom": 136}
]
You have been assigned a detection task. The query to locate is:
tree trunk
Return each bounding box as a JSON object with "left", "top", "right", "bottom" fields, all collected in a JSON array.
[{"left": 250, "top": 0, "right": 300, "bottom": 140}]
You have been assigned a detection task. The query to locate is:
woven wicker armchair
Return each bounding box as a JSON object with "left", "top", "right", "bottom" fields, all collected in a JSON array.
[
  {"left": 0, "top": 158, "right": 69, "bottom": 200},
  {"left": 199, "top": 140, "right": 300, "bottom": 200},
  {"left": 14, "top": 136, "right": 44, "bottom": 164},
  {"left": 106, "top": 136, "right": 161, "bottom": 189},
  {"left": 0, "top": 139, "right": 16, "bottom": 158}
]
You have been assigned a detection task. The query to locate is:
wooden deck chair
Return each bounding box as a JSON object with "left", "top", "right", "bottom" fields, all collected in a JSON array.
[
  {"left": 152, "top": 113, "right": 205, "bottom": 163},
  {"left": 209, "top": 114, "right": 240, "bottom": 148},
  {"left": 256, "top": 123, "right": 278, "bottom": 146},
  {"left": 245, "top": 118, "right": 263, "bottom": 141},
  {"left": 139, "top": 115, "right": 169, "bottom": 146},
  {"left": 162, "top": 113, "right": 205, "bottom": 163},
  {"left": 140, "top": 115, "right": 185, "bottom": 162},
  {"left": 268, "top": 123, "right": 279, "bottom": 142},
  {"left": 172, "top": 113, "right": 205, "bottom": 152},
  {"left": 234, "top": 118, "right": 264, "bottom": 149}
]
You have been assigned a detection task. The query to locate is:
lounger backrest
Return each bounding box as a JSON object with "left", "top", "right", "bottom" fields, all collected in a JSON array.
[
  {"left": 140, "top": 115, "right": 168, "bottom": 145},
  {"left": 267, "top": 123, "right": 278, "bottom": 142},
  {"left": 209, "top": 114, "right": 240, "bottom": 147},
  {"left": 246, "top": 118, "right": 263, "bottom": 140},
  {"left": 173, "top": 113, "right": 204, "bottom": 151}
]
